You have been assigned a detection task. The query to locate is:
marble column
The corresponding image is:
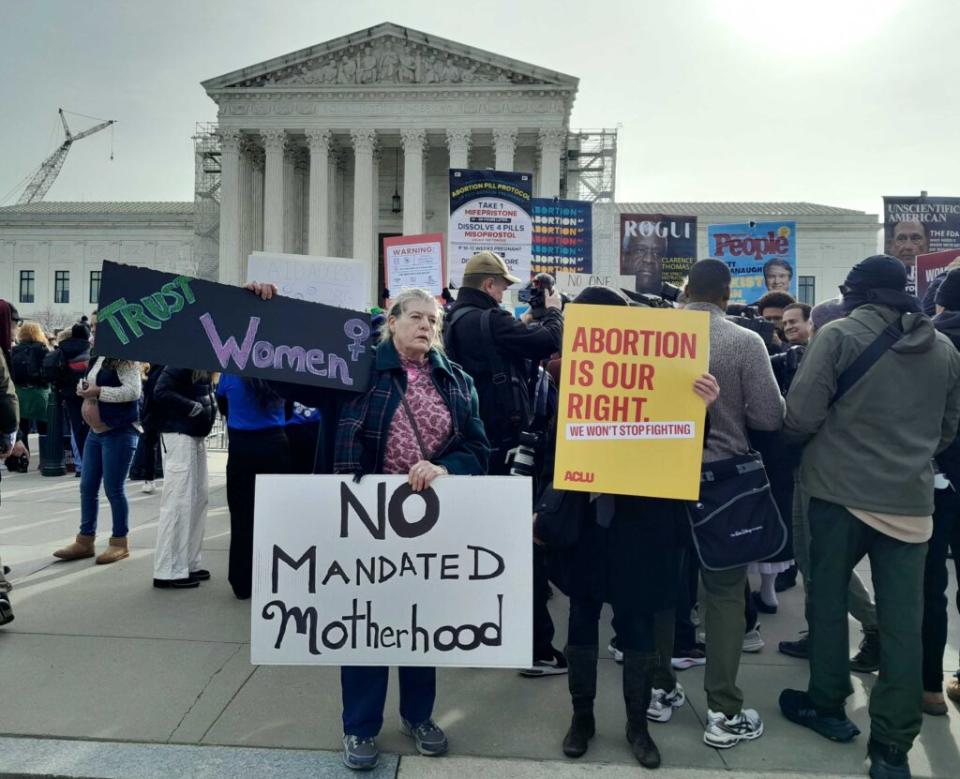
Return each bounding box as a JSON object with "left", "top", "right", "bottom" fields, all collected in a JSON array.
[
  {"left": 250, "top": 146, "right": 264, "bottom": 252},
  {"left": 493, "top": 128, "right": 518, "bottom": 172},
  {"left": 328, "top": 148, "right": 342, "bottom": 256},
  {"left": 446, "top": 128, "right": 472, "bottom": 170},
  {"left": 238, "top": 140, "right": 255, "bottom": 277},
  {"left": 401, "top": 129, "right": 426, "bottom": 236},
  {"left": 306, "top": 129, "right": 331, "bottom": 256},
  {"left": 283, "top": 150, "right": 297, "bottom": 253},
  {"left": 217, "top": 129, "right": 242, "bottom": 284},
  {"left": 261, "top": 129, "right": 286, "bottom": 253},
  {"left": 351, "top": 129, "right": 377, "bottom": 266},
  {"left": 537, "top": 128, "right": 566, "bottom": 199}
]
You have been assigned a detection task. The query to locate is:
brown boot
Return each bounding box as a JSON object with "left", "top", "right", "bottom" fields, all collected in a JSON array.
[
  {"left": 53, "top": 534, "right": 96, "bottom": 560},
  {"left": 96, "top": 537, "right": 129, "bottom": 565}
]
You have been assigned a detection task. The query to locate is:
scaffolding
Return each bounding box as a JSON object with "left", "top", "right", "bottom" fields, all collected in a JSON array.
[
  {"left": 192, "top": 123, "right": 221, "bottom": 280},
  {"left": 565, "top": 128, "right": 617, "bottom": 202}
]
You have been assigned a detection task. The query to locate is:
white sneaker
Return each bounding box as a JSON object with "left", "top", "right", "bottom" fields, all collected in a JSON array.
[
  {"left": 647, "top": 683, "right": 685, "bottom": 722},
  {"left": 742, "top": 625, "right": 764, "bottom": 653},
  {"left": 607, "top": 639, "right": 624, "bottom": 664},
  {"left": 703, "top": 708, "right": 764, "bottom": 748}
]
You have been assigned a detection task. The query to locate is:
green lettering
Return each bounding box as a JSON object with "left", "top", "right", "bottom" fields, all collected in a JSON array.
[
  {"left": 160, "top": 283, "right": 184, "bottom": 313},
  {"left": 142, "top": 292, "right": 173, "bottom": 322},
  {"left": 118, "top": 302, "right": 161, "bottom": 339},
  {"left": 97, "top": 297, "right": 132, "bottom": 346},
  {"left": 173, "top": 276, "right": 196, "bottom": 305}
]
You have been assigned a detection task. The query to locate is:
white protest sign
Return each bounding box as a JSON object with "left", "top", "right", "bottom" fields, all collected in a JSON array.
[
  {"left": 554, "top": 272, "right": 617, "bottom": 297},
  {"left": 246, "top": 251, "right": 371, "bottom": 310},
  {"left": 251, "top": 475, "right": 532, "bottom": 667},
  {"left": 383, "top": 233, "right": 445, "bottom": 297}
]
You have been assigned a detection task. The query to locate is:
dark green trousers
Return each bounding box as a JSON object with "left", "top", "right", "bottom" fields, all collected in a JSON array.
[
  {"left": 807, "top": 498, "right": 926, "bottom": 751},
  {"left": 702, "top": 565, "right": 748, "bottom": 716}
]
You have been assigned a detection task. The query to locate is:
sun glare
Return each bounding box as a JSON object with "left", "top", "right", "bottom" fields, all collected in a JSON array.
[{"left": 713, "top": 0, "right": 906, "bottom": 58}]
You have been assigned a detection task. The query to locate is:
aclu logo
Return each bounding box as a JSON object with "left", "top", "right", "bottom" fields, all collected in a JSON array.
[{"left": 564, "top": 470, "right": 595, "bottom": 484}]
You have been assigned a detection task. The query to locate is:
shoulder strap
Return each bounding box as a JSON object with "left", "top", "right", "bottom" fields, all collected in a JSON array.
[
  {"left": 830, "top": 323, "right": 904, "bottom": 406},
  {"left": 392, "top": 377, "right": 430, "bottom": 460},
  {"left": 479, "top": 309, "right": 510, "bottom": 385}
]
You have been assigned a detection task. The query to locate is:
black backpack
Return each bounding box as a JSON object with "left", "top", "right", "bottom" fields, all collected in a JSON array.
[
  {"left": 41, "top": 349, "right": 65, "bottom": 387},
  {"left": 444, "top": 305, "right": 530, "bottom": 445},
  {"left": 10, "top": 344, "right": 45, "bottom": 388}
]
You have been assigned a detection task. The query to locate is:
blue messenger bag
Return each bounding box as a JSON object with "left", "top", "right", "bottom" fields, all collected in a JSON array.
[{"left": 686, "top": 452, "right": 787, "bottom": 571}]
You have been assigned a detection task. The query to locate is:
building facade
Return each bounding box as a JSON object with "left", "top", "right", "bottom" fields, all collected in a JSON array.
[
  {"left": 0, "top": 202, "right": 194, "bottom": 327},
  {"left": 202, "top": 22, "right": 579, "bottom": 293},
  {"left": 0, "top": 24, "right": 885, "bottom": 325}
]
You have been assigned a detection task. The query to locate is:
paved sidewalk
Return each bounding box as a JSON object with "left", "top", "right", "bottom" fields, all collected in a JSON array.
[{"left": 1, "top": 454, "right": 958, "bottom": 778}]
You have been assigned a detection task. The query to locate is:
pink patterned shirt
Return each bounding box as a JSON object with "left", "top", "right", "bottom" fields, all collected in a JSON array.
[{"left": 383, "top": 356, "right": 453, "bottom": 475}]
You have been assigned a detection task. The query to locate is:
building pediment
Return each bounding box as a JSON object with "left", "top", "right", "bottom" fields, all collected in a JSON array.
[{"left": 202, "top": 22, "right": 578, "bottom": 92}]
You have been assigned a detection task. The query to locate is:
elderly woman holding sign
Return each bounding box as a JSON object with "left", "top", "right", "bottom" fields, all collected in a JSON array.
[{"left": 332, "top": 287, "right": 489, "bottom": 771}]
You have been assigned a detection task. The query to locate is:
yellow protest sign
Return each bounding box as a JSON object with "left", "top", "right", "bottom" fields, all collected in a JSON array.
[{"left": 554, "top": 304, "right": 710, "bottom": 499}]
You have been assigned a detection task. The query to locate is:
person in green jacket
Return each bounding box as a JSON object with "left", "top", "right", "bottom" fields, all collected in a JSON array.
[{"left": 778, "top": 255, "right": 960, "bottom": 779}]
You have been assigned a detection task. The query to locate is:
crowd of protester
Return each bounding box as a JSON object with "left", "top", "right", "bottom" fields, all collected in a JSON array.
[{"left": 1, "top": 250, "right": 959, "bottom": 779}]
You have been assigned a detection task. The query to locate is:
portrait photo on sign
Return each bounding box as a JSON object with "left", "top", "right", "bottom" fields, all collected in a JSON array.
[{"left": 619, "top": 214, "right": 697, "bottom": 293}]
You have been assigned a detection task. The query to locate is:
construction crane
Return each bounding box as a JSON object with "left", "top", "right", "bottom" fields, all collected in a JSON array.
[{"left": 16, "top": 108, "right": 115, "bottom": 205}]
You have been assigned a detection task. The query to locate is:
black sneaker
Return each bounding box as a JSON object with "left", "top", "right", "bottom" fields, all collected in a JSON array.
[
  {"left": 867, "top": 738, "right": 911, "bottom": 779},
  {"left": 779, "top": 689, "right": 860, "bottom": 742},
  {"left": 153, "top": 578, "right": 200, "bottom": 589},
  {"left": 779, "top": 633, "right": 810, "bottom": 659},
  {"left": 519, "top": 646, "right": 568, "bottom": 677},
  {"left": 189, "top": 569, "right": 211, "bottom": 581},
  {"left": 851, "top": 630, "right": 880, "bottom": 674},
  {"left": 0, "top": 594, "right": 13, "bottom": 626},
  {"left": 775, "top": 564, "right": 798, "bottom": 592}
]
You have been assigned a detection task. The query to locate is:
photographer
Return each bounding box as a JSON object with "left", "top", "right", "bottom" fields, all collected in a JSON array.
[{"left": 445, "top": 251, "right": 564, "bottom": 676}]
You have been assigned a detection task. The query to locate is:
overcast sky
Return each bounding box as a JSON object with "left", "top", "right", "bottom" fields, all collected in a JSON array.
[{"left": 1, "top": 0, "right": 955, "bottom": 215}]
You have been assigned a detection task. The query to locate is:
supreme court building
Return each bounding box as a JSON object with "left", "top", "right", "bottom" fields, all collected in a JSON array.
[
  {"left": 0, "top": 22, "right": 882, "bottom": 324},
  {"left": 204, "top": 22, "right": 579, "bottom": 293}
]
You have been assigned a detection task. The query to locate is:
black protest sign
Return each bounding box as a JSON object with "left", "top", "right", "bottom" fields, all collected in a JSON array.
[{"left": 95, "top": 261, "right": 372, "bottom": 392}]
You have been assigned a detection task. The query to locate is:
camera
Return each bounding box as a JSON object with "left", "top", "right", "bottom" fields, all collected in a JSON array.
[
  {"left": 506, "top": 431, "right": 539, "bottom": 477},
  {"left": 620, "top": 282, "right": 681, "bottom": 309},
  {"left": 518, "top": 273, "right": 568, "bottom": 318},
  {"left": 727, "top": 305, "right": 776, "bottom": 349}
]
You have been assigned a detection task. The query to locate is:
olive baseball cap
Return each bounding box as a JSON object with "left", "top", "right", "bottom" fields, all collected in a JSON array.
[{"left": 462, "top": 251, "right": 522, "bottom": 285}]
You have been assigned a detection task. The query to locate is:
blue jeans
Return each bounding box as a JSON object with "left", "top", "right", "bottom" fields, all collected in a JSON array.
[
  {"left": 79, "top": 426, "right": 139, "bottom": 538},
  {"left": 341, "top": 666, "right": 436, "bottom": 738}
]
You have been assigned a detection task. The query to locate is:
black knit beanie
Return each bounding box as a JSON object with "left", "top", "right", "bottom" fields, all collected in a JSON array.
[
  {"left": 843, "top": 254, "right": 907, "bottom": 292},
  {"left": 935, "top": 268, "right": 960, "bottom": 311}
]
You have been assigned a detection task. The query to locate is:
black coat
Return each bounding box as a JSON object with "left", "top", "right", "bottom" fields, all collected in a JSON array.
[
  {"left": 153, "top": 368, "right": 216, "bottom": 438},
  {"left": 445, "top": 286, "right": 562, "bottom": 449},
  {"left": 556, "top": 496, "right": 684, "bottom": 614},
  {"left": 934, "top": 311, "right": 960, "bottom": 486}
]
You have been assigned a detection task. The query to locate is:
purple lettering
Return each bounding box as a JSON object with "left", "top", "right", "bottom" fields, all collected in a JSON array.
[
  {"left": 275, "top": 345, "right": 307, "bottom": 372},
  {"left": 200, "top": 313, "right": 259, "bottom": 370},
  {"left": 252, "top": 340, "right": 274, "bottom": 368},
  {"left": 306, "top": 348, "right": 327, "bottom": 376}
]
